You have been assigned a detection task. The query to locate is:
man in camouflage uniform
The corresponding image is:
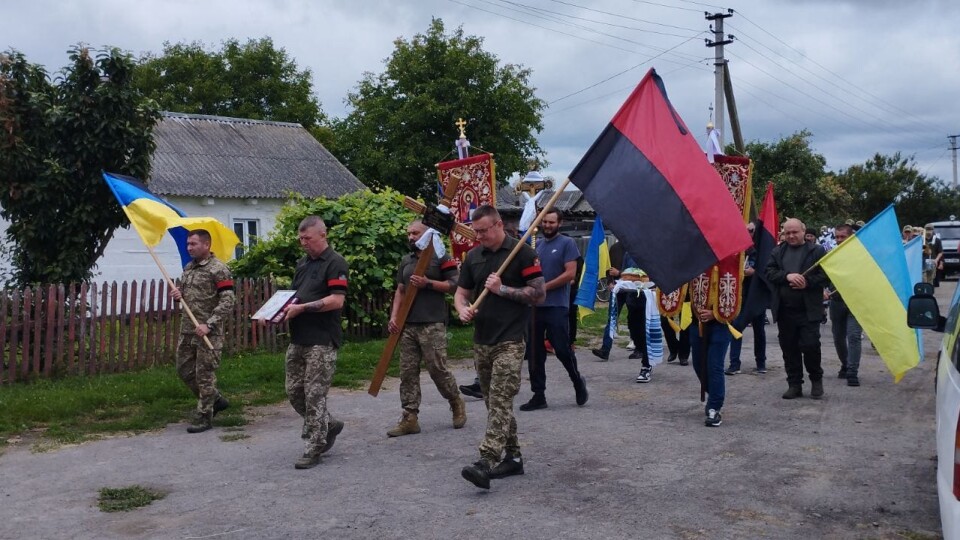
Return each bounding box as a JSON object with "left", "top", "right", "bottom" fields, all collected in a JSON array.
[
  {"left": 455, "top": 205, "right": 545, "bottom": 489},
  {"left": 386, "top": 220, "right": 466, "bottom": 437},
  {"left": 281, "top": 216, "right": 349, "bottom": 470},
  {"left": 171, "top": 229, "right": 236, "bottom": 434}
]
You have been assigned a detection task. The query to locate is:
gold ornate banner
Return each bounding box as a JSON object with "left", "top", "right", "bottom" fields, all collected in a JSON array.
[{"left": 437, "top": 154, "right": 496, "bottom": 261}]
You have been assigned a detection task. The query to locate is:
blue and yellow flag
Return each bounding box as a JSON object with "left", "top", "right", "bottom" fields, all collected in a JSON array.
[
  {"left": 574, "top": 217, "right": 611, "bottom": 320},
  {"left": 103, "top": 172, "right": 240, "bottom": 265},
  {"left": 818, "top": 205, "right": 921, "bottom": 381}
]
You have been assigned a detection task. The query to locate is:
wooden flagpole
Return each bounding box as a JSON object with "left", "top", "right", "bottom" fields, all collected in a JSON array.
[
  {"left": 146, "top": 245, "right": 214, "bottom": 350},
  {"left": 468, "top": 177, "right": 571, "bottom": 311}
]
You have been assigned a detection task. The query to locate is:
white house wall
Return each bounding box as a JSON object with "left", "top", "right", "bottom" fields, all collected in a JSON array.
[{"left": 0, "top": 197, "right": 286, "bottom": 287}]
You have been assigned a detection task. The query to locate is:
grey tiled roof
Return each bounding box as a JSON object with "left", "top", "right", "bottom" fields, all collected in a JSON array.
[
  {"left": 149, "top": 112, "right": 365, "bottom": 198},
  {"left": 497, "top": 186, "right": 595, "bottom": 217}
]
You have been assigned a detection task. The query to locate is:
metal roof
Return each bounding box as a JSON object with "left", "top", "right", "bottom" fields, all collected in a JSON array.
[{"left": 149, "top": 112, "right": 365, "bottom": 199}]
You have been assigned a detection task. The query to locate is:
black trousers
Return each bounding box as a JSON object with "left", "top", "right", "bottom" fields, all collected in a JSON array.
[
  {"left": 776, "top": 307, "right": 823, "bottom": 385},
  {"left": 625, "top": 291, "right": 649, "bottom": 367},
  {"left": 662, "top": 316, "right": 690, "bottom": 360}
]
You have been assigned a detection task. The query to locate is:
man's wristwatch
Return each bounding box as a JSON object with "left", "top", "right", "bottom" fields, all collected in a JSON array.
[{"left": 499, "top": 284, "right": 508, "bottom": 295}]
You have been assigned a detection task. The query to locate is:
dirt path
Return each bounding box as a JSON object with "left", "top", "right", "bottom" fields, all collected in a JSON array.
[{"left": 0, "top": 285, "right": 947, "bottom": 539}]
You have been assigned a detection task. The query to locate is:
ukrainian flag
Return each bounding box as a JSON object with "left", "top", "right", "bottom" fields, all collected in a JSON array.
[
  {"left": 103, "top": 172, "right": 240, "bottom": 265},
  {"left": 574, "top": 217, "right": 611, "bottom": 320},
  {"left": 818, "top": 205, "right": 921, "bottom": 381}
]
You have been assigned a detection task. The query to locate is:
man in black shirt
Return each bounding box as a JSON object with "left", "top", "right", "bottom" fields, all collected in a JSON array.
[
  {"left": 282, "top": 216, "right": 349, "bottom": 469},
  {"left": 766, "top": 218, "right": 828, "bottom": 400},
  {"left": 385, "top": 220, "right": 466, "bottom": 437},
  {"left": 455, "top": 205, "right": 545, "bottom": 489}
]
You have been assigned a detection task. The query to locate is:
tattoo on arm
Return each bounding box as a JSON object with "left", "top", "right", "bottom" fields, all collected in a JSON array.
[
  {"left": 302, "top": 299, "right": 326, "bottom": 312},
  {"left": 501, "top": 277, "right": 546, "bottom": 305}
]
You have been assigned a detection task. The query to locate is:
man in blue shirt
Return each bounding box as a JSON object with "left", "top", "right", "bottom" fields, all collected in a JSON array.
[{"left": 520, "top": 209, "right": 588, "bottom": 411}]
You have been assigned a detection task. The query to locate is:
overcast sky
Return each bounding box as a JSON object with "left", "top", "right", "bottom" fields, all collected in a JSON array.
[{"left": 5, "top": 0, "right": 959, "bottom": 188}]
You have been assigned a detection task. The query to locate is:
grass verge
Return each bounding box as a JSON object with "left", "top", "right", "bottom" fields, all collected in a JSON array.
[{"left": 0, "top": 325, "right": 476, "bottom": 446}]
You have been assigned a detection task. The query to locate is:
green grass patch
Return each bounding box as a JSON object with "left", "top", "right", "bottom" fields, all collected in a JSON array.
[
  {"left": 0, "top": 325, "right": 477, "bottom": 444},
  {"left": 219, "top": 432, "right": 250, "bottom": 442},
  {"left": 97, "top": 485, "right": 166, "bottom": 512}
]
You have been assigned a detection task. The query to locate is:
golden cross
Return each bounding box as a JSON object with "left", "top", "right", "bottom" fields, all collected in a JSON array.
[{"left": 455, "top": 117, "right": 468, "bottom": 138}]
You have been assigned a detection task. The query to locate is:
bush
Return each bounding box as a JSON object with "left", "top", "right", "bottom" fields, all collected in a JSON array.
[{"left": 231, "top": 189, "right": 415, "bottom": 333}]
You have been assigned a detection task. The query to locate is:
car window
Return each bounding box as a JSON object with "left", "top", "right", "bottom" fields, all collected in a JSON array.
[{"left": 934, "top": 227, "right": 960, "bottom": 240}]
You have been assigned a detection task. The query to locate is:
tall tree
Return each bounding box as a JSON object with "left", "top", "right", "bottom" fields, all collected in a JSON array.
[
  {"left": 332, "top": 18, "right": 546, "bottom": 199},
  {"left": 0, "top": 46, "right": 160, "bottom": 285},
  {"left": 742, "top": 130, "right": 840, "bottom": 226},
  {"left": 133, "top": 38, "right": 326, "bottom": 129}
]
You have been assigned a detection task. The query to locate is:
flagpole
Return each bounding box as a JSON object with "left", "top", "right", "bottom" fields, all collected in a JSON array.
[
  {"left": 469, "top": 177, "right": 571, "bottom": 311},
  {"left": 147, "top": 245, "right": 215, "bottom": 350}
]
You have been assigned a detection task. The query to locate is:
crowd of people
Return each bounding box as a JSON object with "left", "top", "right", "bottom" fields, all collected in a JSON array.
[{"left": 166, "top": 206, "right": 946, "bottom": 489}]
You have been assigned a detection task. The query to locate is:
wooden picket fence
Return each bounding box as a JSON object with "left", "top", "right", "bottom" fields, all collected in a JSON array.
[{"left": 0, "top": 278, "right": 389, "bottom": 385}]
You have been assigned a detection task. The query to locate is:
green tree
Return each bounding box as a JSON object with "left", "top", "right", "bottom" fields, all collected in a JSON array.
[
  {"left": 833, "top": 152, "right": 959, "bottom": 227},
  {"left": 0, "top": 46, "right": 160, "bottom": 285},
  {"left": 231, "top": 189, "right": 414, "bottom": 333},
  {"left": 742, "top": 130, "right": 838, "bottom": 226},
  {"left": 133, "top": 37, "right": 326, "bottom": 128},
  {"left": 332, "top": 18, "right": 546, "bottom": 199}
]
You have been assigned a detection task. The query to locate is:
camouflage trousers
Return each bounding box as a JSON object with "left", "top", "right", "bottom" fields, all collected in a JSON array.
[
  {"left": 399, "top": 322, "right": 459, "bottom": 414},
  {"left": 475, "top": 339, "right": 525, "bottom": 467},
  {"left": 286, "top": 343, "right": 338, "bottom": 457},
  {"left": 176, "top": 334, "right": 223, "bottom": 416}
]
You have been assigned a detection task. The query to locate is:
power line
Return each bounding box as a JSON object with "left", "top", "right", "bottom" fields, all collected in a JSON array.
[
  {"left": 732, "top": 8, "right": 950, "bottom": 134},
  {"left": 626, "top": 0, "right": 702, "bottom": 12},
  {"left": 546, "top": 0, "right": 702, "bottom": 32},
  {"left": 676, "top": 0, "right": 728, "bottom": 10}
]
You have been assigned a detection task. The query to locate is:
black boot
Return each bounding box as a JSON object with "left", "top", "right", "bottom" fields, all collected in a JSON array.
[
  {"left": 489, "top": 454, "right": 524, "bottom": 479},
  {"left": 519, "top": 393, "right": 548, "bottom": 411},
  {"left": 213, "top": 394, "right": 230, "bottom": 417},
  {"left": 187, "top": 411, "right": 213, "bottom": 433},
  {"left": 461, "top": 460, "right": 491, "bottom": 489},
  {"left": 782, "top": 385, "right": 803, "bottom": 399}
]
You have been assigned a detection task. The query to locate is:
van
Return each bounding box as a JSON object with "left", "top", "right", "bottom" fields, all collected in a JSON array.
[{"left": 929, "top": 220, "right": 960, "bottom": 274}]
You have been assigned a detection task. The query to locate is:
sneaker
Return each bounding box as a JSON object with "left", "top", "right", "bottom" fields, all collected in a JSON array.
[
  {"left": 489, "top": 455, "right": 524, "bottom": 479},
  {"left": 724, "top": 368, "right": 741, "bottom": 376},
  {"left": 461, "top": 460, "right": 491, "bottom": 489},
  {"left": 636, "top": 367, "right": 652, "bottom": 383},
  {"left": 626, "top": 340, "right": 636, "bottom": 350},
  {"left": 705, "top": 409, "right": 722, "bottom": 427},
  {"left": 678, "top": 357, "right": 689, "bottom": 366},
  {"left": 752, "top": 367, "right": 768, "bottom": 374},
  {"left": 459, "top": 383, "right": 484, "bottom": 399},
  {"left": 591, "top": 348, "right": 609, "bottom": 361},
  {"left": 294, "top": 453, "right": 321, "bottom": 470},
  {"left": 847, "top": 376, "right": 860, "bottom": 387},
  {"left": 837, "top": 369, "right": 847, "bottom": 379},
  {"left": 322, "top": 419, "right": 344, "bottom": 453},
  {"left": 574, "top": 376, "right": 589, "bottom": 406},
  {"left": 519, "top": 394, "right": 548, "bottom": 411}
]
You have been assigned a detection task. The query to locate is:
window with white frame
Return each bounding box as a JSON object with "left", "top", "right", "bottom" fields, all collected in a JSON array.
[{"left": 233, "top": 219, "right": 260, "bottom": 259}]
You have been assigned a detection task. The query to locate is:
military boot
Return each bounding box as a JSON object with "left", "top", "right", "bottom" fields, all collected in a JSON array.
[
  {"left": 781, "top": 385, "right": 803, "bottom": 400},
  {"left": 450, "top": 397, "right": 467, "bottom": 429},
  {"left": 213, "top": 394, "right": 230, "bottom": 417},
  {"left": 386, "top": 411, "right": 421, "bottom": 437},
  {"left": 187, "top": 411, "right": 213, "bottom": 433}
]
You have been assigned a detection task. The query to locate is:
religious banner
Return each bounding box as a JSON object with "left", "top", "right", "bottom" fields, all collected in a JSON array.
[
  {"left": 712, "top": 154, "right": 753, "bottom": 221},
  {"left": 437, "top": 153, "right": 496, "bottom": 261}
]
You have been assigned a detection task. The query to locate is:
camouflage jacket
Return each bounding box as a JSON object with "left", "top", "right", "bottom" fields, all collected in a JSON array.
[{"left": 179, "top": 256, "right": 235, "bottom": 335}]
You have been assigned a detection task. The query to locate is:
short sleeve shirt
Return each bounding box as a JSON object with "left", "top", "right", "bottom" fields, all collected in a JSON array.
[
  {"left": 290, "top": 247, "right": 349, "bottom": 347},
  {"left": 536, "top": 234, "right": 580, "bottom": 308},
  {"left": 458, "top": 235, "right": 542, "bottom": 345},
  {"left": 396, "top": 251, "right": 459, "bottom": 324}
]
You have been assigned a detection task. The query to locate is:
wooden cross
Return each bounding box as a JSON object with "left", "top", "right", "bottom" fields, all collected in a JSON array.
[{"left": 367, "top": 174, "right": 476, "bottom": 396}]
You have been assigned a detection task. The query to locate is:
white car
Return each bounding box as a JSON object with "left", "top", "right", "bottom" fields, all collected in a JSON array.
[{"left": 909, "top": 282, "right": 960, "bottom": 536}]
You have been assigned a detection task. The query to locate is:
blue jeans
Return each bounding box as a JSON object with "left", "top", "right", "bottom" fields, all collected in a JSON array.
[
  {"left": 690, "top": 322, "right": 731, "bottom": 412},
  {"left": 830, "top": 299, "right": 862, "bottom": 374},
  {"left": 728, "top": 312, "right": 766, "bottom": 371},
  {"left": 526, "top": 306, "right": 582, "bottom": 395}
]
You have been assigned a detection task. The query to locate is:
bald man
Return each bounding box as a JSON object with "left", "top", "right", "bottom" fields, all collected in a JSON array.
[{"left": 765, "top": 218, "right": 828, "bottom": 400}]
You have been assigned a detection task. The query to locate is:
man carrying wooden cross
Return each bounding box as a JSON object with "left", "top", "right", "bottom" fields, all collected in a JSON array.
[
  {"left": 384, "top": 219, "right": 466, "bottom": 437},
  {"left": 456, "top": 205, "right": 545, "bottom": 489}
]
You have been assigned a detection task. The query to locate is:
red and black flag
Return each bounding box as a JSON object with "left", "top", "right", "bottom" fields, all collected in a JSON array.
[
  {"left": 569, "top": 69, "right": 752, "bottom": 293},
  {"left": 740, "top": 182, "right": 778, "bottom": 323}
]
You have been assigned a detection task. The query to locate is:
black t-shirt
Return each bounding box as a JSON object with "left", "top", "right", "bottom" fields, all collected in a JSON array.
[
  {"left": 458, "top": 235, "right": 542, "bottom": 345},
  {"left": 397, "top": 251, "right": 459, "bottom": 324},
  {"left": 290, "top": 247, "right": 349, "bottom": 347}
]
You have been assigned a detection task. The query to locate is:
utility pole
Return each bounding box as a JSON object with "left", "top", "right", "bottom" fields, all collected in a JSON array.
[
  {"left": 705, "top": 10, "right": 734, "bottom": 148},
  {"left": 949, "top": 134, "right": 959, "bottom": 188}
]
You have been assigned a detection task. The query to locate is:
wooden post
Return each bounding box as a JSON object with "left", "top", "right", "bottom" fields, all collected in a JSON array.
[{"left": 10, "top": 291, "right": 21, "bottom": 382}]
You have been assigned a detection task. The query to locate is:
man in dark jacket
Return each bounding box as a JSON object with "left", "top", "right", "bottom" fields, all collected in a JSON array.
[{"left": 766, "top": 218, "right": 828, "bottom": 400}]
